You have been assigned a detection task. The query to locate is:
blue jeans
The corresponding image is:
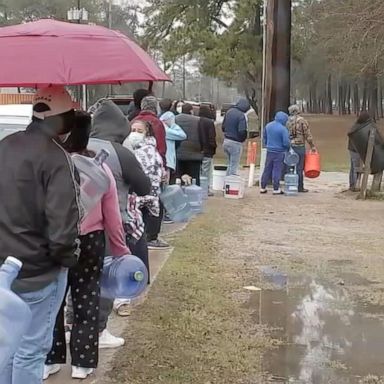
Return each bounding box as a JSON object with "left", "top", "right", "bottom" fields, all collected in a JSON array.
[
  {"left": 0, "top": 269, "right": 68, "bottom": 384},
  {"left": 349, "top": 151, "right": 361, "bottom": 189},
  {"left": 292, "top": 145, "right": 306, "bottom": 190},
  {"left": 261, "top": 151, "right": 285, "bottom": 191},
  {"left": 223, "top": 139, "right": 243, "bottom": 176}
]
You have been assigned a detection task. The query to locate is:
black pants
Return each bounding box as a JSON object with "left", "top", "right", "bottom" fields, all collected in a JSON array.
[
  {"left": 177, "top": 160, "right": 202, "bottom": 185},
  {"left": 142, "top": 203, "right": 164, "bottom": 242},
  {"left": 46, "top": 231, "right": 105, "bottom": 369}
]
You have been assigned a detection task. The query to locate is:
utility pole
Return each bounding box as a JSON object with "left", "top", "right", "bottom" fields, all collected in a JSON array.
[
  {"left": 108, "top": 0, "right": 113, "bottom": 96},
  {"left": 260, "top": 0, "right": 292, "bottom": 179}
]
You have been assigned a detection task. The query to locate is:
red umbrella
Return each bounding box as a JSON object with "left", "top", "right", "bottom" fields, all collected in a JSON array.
[{"left": 0, "top": 19, "right": 170, "bottom": 87}]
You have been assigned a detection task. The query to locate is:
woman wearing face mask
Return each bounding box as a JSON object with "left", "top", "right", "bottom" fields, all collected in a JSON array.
[
  {"left": 123, "top": 120, "right": 165, "bottom": 273},
  {"left": 44, "top": 111, "right": 130, "bottom": 381}
]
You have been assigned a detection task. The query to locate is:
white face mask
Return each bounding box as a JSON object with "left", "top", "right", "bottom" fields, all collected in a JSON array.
[
  {"left": 128, "top": 132, "right": 145, "bottom": 148},
  {"left": 176, "top": 105, "right": 183, "bottom": 114}
]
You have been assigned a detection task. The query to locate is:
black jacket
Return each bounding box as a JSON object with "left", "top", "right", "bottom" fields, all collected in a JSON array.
[
  {"left": 0, "top": 120, "right": 81, "bottom": 293},
  {"left": 175, "top": 113, "right": 204, "bottom": 161},
  {"left": 198, "top": 117, "right": 217, "bottom": 158},
  {"left": 89, "top": 100, "right": 151, "bottom": 222}
]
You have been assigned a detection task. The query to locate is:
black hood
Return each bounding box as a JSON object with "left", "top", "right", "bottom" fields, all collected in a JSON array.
[{"left": 91, "top": 100, "right": 130, "bottom": 144}]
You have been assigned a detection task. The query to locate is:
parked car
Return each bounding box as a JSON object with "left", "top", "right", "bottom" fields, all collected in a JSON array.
[
  {"left": 221, "top": 103, "right": 235, "bottom": 116},
  {"left": 0, "top": 104, "right": 32, "bottom": 140}
]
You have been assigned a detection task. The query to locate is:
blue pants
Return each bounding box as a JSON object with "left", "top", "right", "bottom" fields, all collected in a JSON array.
[
  {"left": 1, "top": 270, "right": 68, "bottom": 384},
  {"left": 223, "top": 139, "right": 243, "bottom": 176},
  {"left": 292, "top": 145, "right": 306, "bottom": 190},
  {"left": 261, "top": 151, "right": 285, "bottom": 191}
]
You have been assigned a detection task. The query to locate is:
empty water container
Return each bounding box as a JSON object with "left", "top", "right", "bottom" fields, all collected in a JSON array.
[
  {"left": 184, "top": 179, "right": 203, "bottom": 214},
  {"left": 0, "top": 257, "right": 32, "bottom": 373},
  {"left": 284, "top": 168, "right": 299, "bottom": 196},
  {"left": 72, "top": 149, "right": 110, "bottom": 216},
  {"left": 284, "top": 148, "right": 299, "bottom": 167},
  {"left": 101, "top": 255, "right": 148, "bottom": 299},
  {"left": 199, "top": 176, "right": 209, "bottom": 199},
  {"left": 160, "top": 184, "right": 193, "bottom": 222}
]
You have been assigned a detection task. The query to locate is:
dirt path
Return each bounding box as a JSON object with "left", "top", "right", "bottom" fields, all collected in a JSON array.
[{"left": 56, "top": 172, "right": 384, "bottom": 384}]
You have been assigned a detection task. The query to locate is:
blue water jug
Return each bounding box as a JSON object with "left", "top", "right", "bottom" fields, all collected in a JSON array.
[
  {"left": 199, "top": 176, "right": 209, "bottom": 199},
  {"left": 184, "top": 179, "right": 203, "bottom": 214},
  {"left": 100, "top": 255, "right": 148, "bottom": 299},
  {"left": 0, "top": 257, "right": 32, "bottom": 374},
  {"left": 284, "top": 168, "right": 299, "bottom": 196},
  {"left": 284, "top": 148, "right": 299, "bottom": 167},
  {"left": 160, "top": 184, "right": 193, "bottom": 222}
]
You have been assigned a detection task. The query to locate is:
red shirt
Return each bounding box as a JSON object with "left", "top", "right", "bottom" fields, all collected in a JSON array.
[{"left": 133, "top": 111, "right": 167, "bottom": 166}]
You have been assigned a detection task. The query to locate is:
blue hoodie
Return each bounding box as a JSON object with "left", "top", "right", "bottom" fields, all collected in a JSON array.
[
  {"left": 222, "top": 98, "right": 250, "bottom": 143},
  {"left": 263, "top": 111, "right": 290, "bottom": 153}
]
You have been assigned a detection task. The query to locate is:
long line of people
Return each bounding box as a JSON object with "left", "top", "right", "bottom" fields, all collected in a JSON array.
[{"left": 0, "top": 86, "right": 221, "bottom": 384}]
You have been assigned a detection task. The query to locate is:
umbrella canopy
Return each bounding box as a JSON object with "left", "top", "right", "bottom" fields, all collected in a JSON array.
[{"left": 0, "top": 19, "right": 170, "bottom": 87}]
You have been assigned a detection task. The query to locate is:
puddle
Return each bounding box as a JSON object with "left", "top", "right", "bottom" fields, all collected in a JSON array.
[{"left": 250, "top": 277, "right": 384, "bottom": 383}]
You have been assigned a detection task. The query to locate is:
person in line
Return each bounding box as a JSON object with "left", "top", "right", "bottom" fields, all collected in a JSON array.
[
  {"left": 222, "top": 98, "right": 250, "bottom": 175},
  {"left": 44, "top": 112, "right": 130, "bottom": 380},
  {"left": 127, "top": 88, "right": 150, "bottom": 121},
  {"left": 160, "top": 111, "right": 187, "bottom": 184},
  {"left": 124, "top": 120, "right": 166, "bottom": 266},
  {"left": 287, "top": 104, "right": 316, "bottom": 193},
  {"left": 0, "top": 86, "right": 81, "bottom": 384},
  {"left": 88, "top": 99, "right": 151, "bottom": 348},
  {"left": 175, "top": 103, "right": 204, "bottom": 184},
  {"left": 198, "top": 105, "right": 217, "bottom": 196},
  {"left": 159, "top": 98, "right": 173, "bottom": 116},
  {"left": 260, "top": 111, "right": 291, "bottom": 195},
  {"left": 133, "top": 96, "right": 167, "bottom": 167},
  {"left": 133, "top": 96, "right": 169, "bottom": 249}
]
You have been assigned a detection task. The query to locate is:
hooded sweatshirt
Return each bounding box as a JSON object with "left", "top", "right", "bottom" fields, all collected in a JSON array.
[
  {"left": 222, "top": 98, "right": 250, "bottom": 143},
  {"left": 263, "top": 111, "right": 291, "bottom": 153},
  {"left": 89, "top": 100, "right": 151, "bottom": 222},
  {"left": 160, "top": 111, "right": 187, "bottom": 171}
]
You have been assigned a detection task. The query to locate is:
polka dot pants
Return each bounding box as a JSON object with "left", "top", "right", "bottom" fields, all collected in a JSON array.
[{"left": 46, "top": 230, "right": 105, "bottom": 368}]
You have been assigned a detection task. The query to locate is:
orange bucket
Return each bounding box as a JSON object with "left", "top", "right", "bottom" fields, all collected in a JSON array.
[{"left": 304, "top": 151, "right": 321, "bottom": 179}]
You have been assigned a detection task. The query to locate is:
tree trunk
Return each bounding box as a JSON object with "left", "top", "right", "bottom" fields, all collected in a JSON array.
[
  {"left": 362, "top": 78, "right": 368, "bottom": 111},
  {"left": 353, "top": 82, "right": 359, "bottom": 114},
  {"left": 379, "top": 80, "right": 384, "bottom": 119},
  {"left": 327, "top": 74, "right": 333, "bottom": 114},
  {"left": 368, "top": 72, "right": 378, "bottom": 121},
  {"left": 347, "top": 83, "right": 351, "bottom": 114}
]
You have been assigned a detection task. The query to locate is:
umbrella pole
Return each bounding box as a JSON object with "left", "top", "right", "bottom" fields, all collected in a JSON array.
[{"left": 82, "top": 84, "right": 87, "bottom": 110}]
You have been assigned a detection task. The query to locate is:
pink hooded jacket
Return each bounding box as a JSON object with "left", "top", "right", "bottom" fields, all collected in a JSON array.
[{"left": 81, "top": 164, "right": 130, "bottom": 256}]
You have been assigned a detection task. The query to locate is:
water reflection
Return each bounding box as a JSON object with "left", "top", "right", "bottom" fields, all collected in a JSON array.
[{"left": 252, "top": 277, "right": 384, "bottom": 383}]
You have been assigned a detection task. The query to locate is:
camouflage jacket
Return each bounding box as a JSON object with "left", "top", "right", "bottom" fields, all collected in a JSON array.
[{"left": 287, "top": 115, "right": 315, "bottom": 148}]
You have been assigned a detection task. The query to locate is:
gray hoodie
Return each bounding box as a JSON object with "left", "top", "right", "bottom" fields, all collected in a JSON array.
[{"left": 89, "top": 100, "right": 150, "bottom": 222}]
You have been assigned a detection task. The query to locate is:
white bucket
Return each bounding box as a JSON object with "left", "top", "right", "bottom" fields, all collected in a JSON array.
[
  {"left": 212, "top": 166, "right": 227, "bottom": 191},
  {"left": 224, "top": 175, "right": 245, "bottom": 199}
]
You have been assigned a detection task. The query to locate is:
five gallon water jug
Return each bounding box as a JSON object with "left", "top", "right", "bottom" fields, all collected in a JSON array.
[
  {"left": 184, "top": 179, "right": 203, "bottom": 214},
  {"left": 0, "top": 257, "right": 32, "bottom": 374},
  {"left": 72, "top": 149, "right": 110, "bottom": 216},
  {"left": 284, "top": 148, "right": 299, "bottom": 167},
  {"left": 284, "top": 168, "right": 299, "bottom": 196},
  {"left": 160, "top": 184, "right": 193, "bottom": 222},
  {"left": 101, "top": 255, "right": 148, "bottom": 299},
  {"left": 199, "top": 176, "right": 209, "bottom": 199}
]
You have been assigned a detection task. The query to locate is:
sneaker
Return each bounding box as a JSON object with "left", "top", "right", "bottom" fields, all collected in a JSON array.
[
  {"left": 298, "top": 188, "right": 309, "bottom": 193},
  {"left": 208, "top": 191, "right": 215, "bottom": 197},
  {"left": 148, "top": 239, "right": 170, "bottom": 250},
  {"left": 273, "top": 189, "right": 284, "bottom": 195},
  {"left": 114, "top": 298, "right": 132, "bottom": 317},
  {"left": 260, "top": 189, "right": 268, "bottom": 194},
  {"left": 163, "top": 216, "right": 174, "bottom": 224},
  {"left": 99, "top": 329, "right": 125, "bottom": 349},
  {"left": 72, "top": 366, "right": 94, "bottom": 379},
  {"left": 43, "top": 364, "right": 61, "bottom": 380}
]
